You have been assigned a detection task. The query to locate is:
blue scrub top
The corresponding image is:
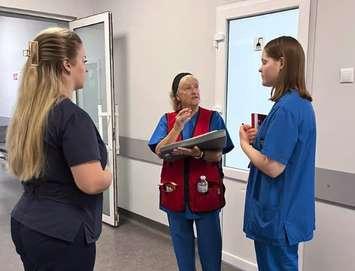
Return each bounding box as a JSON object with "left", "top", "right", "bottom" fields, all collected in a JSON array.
[
  {"left": 12, "top": 98, "right": 107, "bottom": 243},
  {"left": 244, "top": 90, "right": 316, "bottom": 245},
  {"left": 148, "top": 108, "right": 234, "bottom": 218}
]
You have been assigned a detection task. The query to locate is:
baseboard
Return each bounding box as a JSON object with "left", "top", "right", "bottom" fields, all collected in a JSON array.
[{"left": 222, "top": 250, "right": 257, "bottom": 271}]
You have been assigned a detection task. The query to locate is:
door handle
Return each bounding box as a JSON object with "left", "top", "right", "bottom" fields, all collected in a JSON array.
[{"left": 98, "top": 104, "right": 111, "bottom": 138}]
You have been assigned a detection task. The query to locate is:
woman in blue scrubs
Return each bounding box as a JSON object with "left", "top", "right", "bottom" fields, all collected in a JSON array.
[
  {"left": 239, "top": 36, "right": 316, "bottom": 271},
  {"left": 149, "top": 73, "right": 234, "bottom": 271}
]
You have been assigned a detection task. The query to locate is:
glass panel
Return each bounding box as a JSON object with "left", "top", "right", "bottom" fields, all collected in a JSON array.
[
  {"left": 74, "top": 23, "right": 111, "bottom": 216},
  {"left": 225, "top": 8, "right": 299, "bottom": 170}
]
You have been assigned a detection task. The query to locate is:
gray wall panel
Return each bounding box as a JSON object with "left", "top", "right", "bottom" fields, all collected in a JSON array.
[
  {"left": 119, "top": 136, "right": 162, "bottom": 165},
  {"left": 119, "top": 137, "right": 355, "bottom": 209},
  {"left": 316, "top": 168, "right": 355, "bottom": 208}
]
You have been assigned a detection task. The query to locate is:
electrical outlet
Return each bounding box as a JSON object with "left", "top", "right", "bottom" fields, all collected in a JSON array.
[{"left": 340, "top": 68, "right": 354, "bottom": 83}]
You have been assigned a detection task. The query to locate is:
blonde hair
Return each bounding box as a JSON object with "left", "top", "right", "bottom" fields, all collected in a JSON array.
[{"left": 6, "top": 27, "right": 82, "bottom": 181}]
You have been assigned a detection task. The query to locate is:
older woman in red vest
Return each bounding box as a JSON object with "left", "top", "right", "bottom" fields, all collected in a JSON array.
[{"left": 149, "top": 73, "right": 234, "bottom": 271}]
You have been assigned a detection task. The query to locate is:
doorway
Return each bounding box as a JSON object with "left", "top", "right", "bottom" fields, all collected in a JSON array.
[{"left": 0, "top": 8, "right": 119, "bottom": 227}]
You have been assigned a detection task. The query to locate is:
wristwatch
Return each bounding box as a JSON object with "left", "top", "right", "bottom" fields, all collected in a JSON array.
[{"left": 194, "top": 151, "right": 204, "bottom": 159}]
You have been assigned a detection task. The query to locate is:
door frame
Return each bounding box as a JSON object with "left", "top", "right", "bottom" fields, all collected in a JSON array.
[
  {"left": 70, "top": 12, "right": 119, "bottom": 226},
  {"left": 1, "top": 7, "right": 120, "bottom": 227},
  {"left": 215, "top": 0, "right": 311, "bottom": 181},
  {"left": 214, "top": 0, "right": 311, "bottom": 270}
]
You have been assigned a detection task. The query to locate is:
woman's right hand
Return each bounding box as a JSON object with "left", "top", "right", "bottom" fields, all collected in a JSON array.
[
  {"left": 246, "top": 125, "right": 257, "bottom": 144},
  {"left": 155, "top": 108, "right": 193, "bottom": 156},
  {"left": 173, "top": 108, "right": 193, "bottom": 131},
  {"left": 240, "top": 124, "right": 257, "bottom": 144}
]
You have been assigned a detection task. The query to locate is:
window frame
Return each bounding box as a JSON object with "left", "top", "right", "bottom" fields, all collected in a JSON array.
[{"left": 215, "top": 0, "right": 311, "bottom": 182}]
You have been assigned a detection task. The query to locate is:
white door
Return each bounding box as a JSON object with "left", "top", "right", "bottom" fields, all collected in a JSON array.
[{"left": 69, "top": 12, "right": 119, "bottom": 226}]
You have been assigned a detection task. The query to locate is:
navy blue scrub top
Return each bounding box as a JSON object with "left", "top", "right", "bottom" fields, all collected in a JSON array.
[
  {"left": 11, "top": 98, "right": 107, "bottom": 244},
  {"left": 148, "top": 108, "right": 234, "bottom": 218},
  {"left": 243, "top": 90, "right": 316, "bottom": 246}
]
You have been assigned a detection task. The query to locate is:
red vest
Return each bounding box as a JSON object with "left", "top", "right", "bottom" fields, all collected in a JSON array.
[{"left": 159, "top": 107, "right": 226, "bottom": 212}]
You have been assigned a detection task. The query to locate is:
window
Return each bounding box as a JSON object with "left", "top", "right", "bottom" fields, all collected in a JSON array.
[
  {"left": 225, "top": 9, "right": 299, "bottom": 170},
  {"left": 215, "top": 0, "right": 310, "bottom": 180}
]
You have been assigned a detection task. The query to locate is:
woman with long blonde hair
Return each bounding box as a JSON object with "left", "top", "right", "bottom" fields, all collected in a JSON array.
[{"left": 7, "top": 27, "right": 112, "bottom": 271}]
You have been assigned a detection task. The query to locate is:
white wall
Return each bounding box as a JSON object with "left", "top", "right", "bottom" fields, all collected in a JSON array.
[
  {"left": 93, "top": 0, "right": 255, "bottom": 270},
  {"left": 0, "top": 17, "right": 64, "bottom": 117},
  {"left": 0, "top": 0, "right": 95, "bottom": 18},
  {"left": 222, "top": 178, "right": 257, "bottom": 270},
  {"left": 98, "top": 0, "right": 241, "bottom": 215},
  {"left": 93, "top": 0, "right": 355, "bottom": 270},
  {"left": 96, "top": 0, "right": 241, "bottom": 140},
  {"left": 95, "top": 0, "right": 241, "bottom": 206},
  {"left": 312, "top": 0, "right": 355, "bottom": 174},
  {"left": 303, "top": 201, "right": 355, "bottom": 271},
  {"left": 0, "top": 0, "right": 97, "bottom": 117},
  {"left": 302, "top": 0, "right": 355, "bottom": 270},
  {"left": 117, "top": 157, "right": 167, "bottom": 225},
  {"left": 2, "top": 0, "right": 354, "bottom": 270},
  {"left": 92, "top": 1, "right": 257, "bottom": 269}
]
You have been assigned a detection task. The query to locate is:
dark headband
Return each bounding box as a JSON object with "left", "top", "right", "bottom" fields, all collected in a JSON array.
[{"left": 171, "top": 72, "right": 192, "bottom": 96}]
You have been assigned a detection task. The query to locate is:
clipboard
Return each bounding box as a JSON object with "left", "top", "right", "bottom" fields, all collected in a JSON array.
[{"left": 160, "top": 129, "right": 226, "bottom": 160}]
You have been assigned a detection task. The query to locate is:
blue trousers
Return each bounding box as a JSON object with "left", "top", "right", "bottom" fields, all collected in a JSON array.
[
  {"left": 11, "top": 218, "right": 96, "bottom": 271},
  {"left": 254, "top": 240, "right": 298, "bottom": 271},
  {"left": 167, "top": 210, "right": 222, "bottom": 271}
]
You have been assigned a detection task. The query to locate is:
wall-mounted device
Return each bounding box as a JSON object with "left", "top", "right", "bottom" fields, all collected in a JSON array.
[{"left": 213, "top": 32, "right": 226, "bottom": 49}]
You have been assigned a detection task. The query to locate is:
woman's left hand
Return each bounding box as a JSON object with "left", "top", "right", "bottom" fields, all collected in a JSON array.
[
  {"left": 172, "top": 146, "right": 202, "bottom": 158},
  {"left": 246, "top": 126, "right": 257, "bottom": 144},
  {"left": 172, "top": 146, "right": 222, "bottom": 162}
]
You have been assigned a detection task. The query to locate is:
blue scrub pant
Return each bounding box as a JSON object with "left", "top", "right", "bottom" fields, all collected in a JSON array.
[
  {"left": 167, "top": 211, "right": 222, "bottom": 271},
  {"left": 254, "top": 241, "right": 298, "bottom": 271}
]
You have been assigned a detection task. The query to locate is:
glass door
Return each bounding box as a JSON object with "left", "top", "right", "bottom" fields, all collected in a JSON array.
[{"left": 69, "top": 12, "right": 119, "bottom": 226}]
